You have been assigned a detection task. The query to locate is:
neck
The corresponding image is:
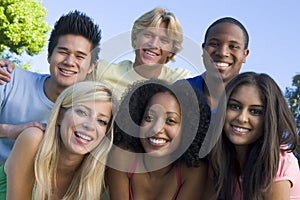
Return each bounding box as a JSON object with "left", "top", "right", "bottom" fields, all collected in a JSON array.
[
  {"left": 140, "top": 154, "right": 175, "bottom": 175},
  {"left": 44, "top": 77, "right": 65, "bottom": 102},
  {"left": 58, "top": 153, "right": 84, "bottom": 174},
  {"left": 234, "top": 146, "right": 250, "bottom": 172},
  {"left": 133, "top": 62, "right": 163, "bottom": 79}
]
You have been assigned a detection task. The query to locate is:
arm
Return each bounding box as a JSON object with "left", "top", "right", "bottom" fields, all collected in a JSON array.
[
  {"left": 106, "top": 167, "right": 130, "bottom": 200},
  {"left": 176, "top": 162, "right": 208, "bottom": 200},
  {"left": 267, "top": 181, "right": 290, "bottom": 200},
  {"left": 0, "top": 59, "right": 15, "bottom": 84},
  {"left": 0, "top": 122, "right": 46, "bottom": 140},
  {"left": 4, "top": 127, "right": 44, "bottom": 200}
]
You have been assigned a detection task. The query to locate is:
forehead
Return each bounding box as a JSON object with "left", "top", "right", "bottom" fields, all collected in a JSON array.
[
  {"left": 231, "top": 85, "right": 262, "bottom": 104},
  {"left": 141, "top": 22, "right": 169, "bottom": 36},
  {"left": 73, "top": 100, "right": 112, "bottom": 116},
  {"left": 147, "top": 92, "right": 180, "bottom": 113},
  {"left": 56, "top": 34, "right": 93, "bottom": 53},
  {"left": 206, "top": 22, "right": 246, "bottom": 44}
]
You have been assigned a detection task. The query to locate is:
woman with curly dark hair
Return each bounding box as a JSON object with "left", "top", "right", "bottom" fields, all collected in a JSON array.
[{"left": 106, "top": 79, "right": 211, "bottom": 200}]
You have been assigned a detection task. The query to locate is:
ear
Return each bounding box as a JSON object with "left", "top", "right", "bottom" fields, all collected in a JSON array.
[
  {"left": 88, "top": 63, "right": 96, "bottom": 74},
  {"left": 168, "top": 52, "right": 174, "bottom": 59},
  {"left": 243, "top": 49, "right": 250, "bottom": 63},
  {"left": 132, "top": 35, "right": 137, "bottom": 49},
  {"left": 47, "top": 55, "right": 50, "bottom": 64}
]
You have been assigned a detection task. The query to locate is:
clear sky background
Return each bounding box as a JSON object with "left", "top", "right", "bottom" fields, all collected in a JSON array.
[{"left": 30, "top": 0, "right": 300, "bottom": 91}]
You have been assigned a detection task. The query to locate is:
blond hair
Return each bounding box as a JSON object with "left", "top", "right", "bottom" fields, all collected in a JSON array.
[
  {"left": 131, "top": 7, "right": 183, "bottom": 63},
  {"left": 34, "top": 81, "right": 116, "bottom": 200}
]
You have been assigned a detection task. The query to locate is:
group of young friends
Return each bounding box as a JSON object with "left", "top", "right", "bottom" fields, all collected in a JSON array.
[{"left": 0, "top": 6, "right": 299, "bottom": 200}]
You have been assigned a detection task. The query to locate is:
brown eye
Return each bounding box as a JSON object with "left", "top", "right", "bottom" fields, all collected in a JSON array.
[
  {"left": 228, "top": 103, "right": 241, "bottom": 111},
  {"left": 144, "top": 115, "right": 154, "bottom": 122},
  {"left": 249, "top": 108, "right": 264, "bottom": 116}
]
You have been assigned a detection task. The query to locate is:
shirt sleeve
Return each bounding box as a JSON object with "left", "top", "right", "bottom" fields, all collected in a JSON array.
[{"left": 274, "top": 151, "right": 300, "bottom": 188}]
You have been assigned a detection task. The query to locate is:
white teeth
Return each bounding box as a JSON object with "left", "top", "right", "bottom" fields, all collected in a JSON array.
[
  {"left": 215, "top": 62, "right": 229, "bottom": 67},
  {"left": 145, "top": 50, "right": 158, "bottom": 56},
  {"left": 233, "top": 126, "right": 249, "bottom": 133},
  {"left": 148, "top": 137, "right": 167, "bottom": 144},
  {"left": 76, "top": 132, "right": 92, "bottom": 141},
  {"left": 61, "top": 69, "right": 76, "bottom": 74}
]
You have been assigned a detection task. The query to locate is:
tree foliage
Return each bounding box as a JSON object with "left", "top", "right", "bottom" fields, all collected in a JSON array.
[
  {"left": 285, "top": 73, "right": 300, "bottom": 164},
  {"left": 0, "top": 0, "right": 50, "bottom": 56}
]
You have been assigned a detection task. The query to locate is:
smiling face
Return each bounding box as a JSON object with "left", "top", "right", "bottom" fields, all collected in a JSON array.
[
  {"left": 203, "top": 22, "right": 249, "bottom": 85},
  {"left": 224, "top": 85, "right": 264, "bottom": 151},
  {"left": 133, "top": 22, "right": 174, "bottom": 67},
  {"left": 139, "top": 92, "right": 181, "bottom": 157},
  {"left": 59, "top": 100, "right": 112, "bottom": 155},
  {"left": 48, "top": 34, "right": 95, "bottom": 89}
]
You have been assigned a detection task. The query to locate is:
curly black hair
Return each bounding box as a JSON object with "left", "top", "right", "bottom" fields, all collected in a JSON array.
[{"left": 113, "top": 79, "right": 211, "bottom": 167}]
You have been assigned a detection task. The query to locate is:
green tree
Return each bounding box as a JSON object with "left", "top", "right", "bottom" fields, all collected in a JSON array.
[
  {"left": 0, "top": 0, "right": 50, "bottom": 56},
  {"left": 285, "top": 73, "right": 300, "bottom": 164}
]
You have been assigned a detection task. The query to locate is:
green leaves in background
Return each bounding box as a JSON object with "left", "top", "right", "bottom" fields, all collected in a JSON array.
[{"left": 0, "top": 0, "right": 50, "bottom": 56}]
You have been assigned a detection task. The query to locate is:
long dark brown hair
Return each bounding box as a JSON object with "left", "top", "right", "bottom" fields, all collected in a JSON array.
[{"left": 210, "top": 72, "right": 298, "bottom": 200}]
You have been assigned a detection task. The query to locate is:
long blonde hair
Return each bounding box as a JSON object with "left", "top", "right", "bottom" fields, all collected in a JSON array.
[{"left": 34, "top": 81, "right": 116, "bottom": 200}]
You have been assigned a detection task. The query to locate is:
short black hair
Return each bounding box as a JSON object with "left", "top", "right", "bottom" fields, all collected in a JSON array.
[
  {"left": 204, "top": 17, "right": 249, "bottom": 49},
  {"left": 48, "top": 10, "right": 101, "bottom": 64}
]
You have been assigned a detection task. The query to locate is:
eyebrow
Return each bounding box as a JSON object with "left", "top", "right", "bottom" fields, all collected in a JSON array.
[
  {"left": 229, "top": 98, "right": 264, "bottom": 108},
  {"left": 147, "top": 109, "right": 181, "bottom": 117},
  {"left": 56, "top": 46, "right": 89, "bottom": 57},
  {"left": 208, "top": 38, "right": 242, "bottom": 45},
  {"left": 77, "top": 104, "right": 111, "bottom": 119}
]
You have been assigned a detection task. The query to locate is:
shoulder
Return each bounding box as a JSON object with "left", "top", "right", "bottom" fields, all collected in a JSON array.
[
  {"left": 96, "top": 59, "right": 132, "bottom": 77},
  {"left": 275, "top": 151, "right": 300, "bottom": 187},
  {"left": 10, "top": 127, "right": 44, "bottom": 157},
  {"left": 163, "top": 65, "right": 191, "bottom": 76},
  {"left": 160, "top": 65, "right": 191, "bottom": 82},
  {"left": 186, "top": 74, "right": 204, "bottom": 83},
  {"left": 5, "top": 127, "right": 44, "bottom": 172},
  {"left": 13, "top": 66, "right": 46, "bottom": 79},
  {"left": 16, "top": 127, "right": 44, "bottom": 145},
  {"left": 9, "top": 67, "right": 48, "bottom": 90}
]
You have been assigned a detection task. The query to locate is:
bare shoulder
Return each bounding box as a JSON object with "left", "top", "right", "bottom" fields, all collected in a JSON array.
[
  {"left": 5, "top": 127, "right": 44, "bottom": 174},
  {"left": 16, "top": 126, "right": 44, "bottom": 145}
]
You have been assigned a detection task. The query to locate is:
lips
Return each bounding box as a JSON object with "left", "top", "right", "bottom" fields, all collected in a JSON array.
[
  {"left": 232, "top": 125, "right": 251, "bottom": 135},
  {"left": 144, "top": 49, "right": 159, "bottom": 56},
  {"left": 214, "top": 62, "right": 231, "bottom": 70},
  {"left": 59, "top": 68, "right": 77, "bottom": 75},
  {"left": 74, "top": 131, "right": 92, "bottom": 143},
  {"left": 147, "top": 136, "right": 169, "bottom": 147}
]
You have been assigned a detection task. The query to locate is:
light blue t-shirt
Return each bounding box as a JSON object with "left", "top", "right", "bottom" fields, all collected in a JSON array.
[{"left": 0, "top": 67, "right": 53, "bottom": 164}]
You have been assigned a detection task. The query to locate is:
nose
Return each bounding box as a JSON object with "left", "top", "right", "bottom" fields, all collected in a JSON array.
[
  {"left": 216, "top": 44, "right": 230, "bottom": 57},
  {"left": 151, "top": 118, "right": 165, "bottom": 135},
  {"left": 237, "top": 109, "right": 249, "bottom": 123},
  {"left": 82, "top": 121, "right": 96, "bottom": 132},
  {"left": 63, "top": 54, "right": 76, "bottom": 67},
  {"left": 149, "top": 36, "right": 161, "bottom": 48}
]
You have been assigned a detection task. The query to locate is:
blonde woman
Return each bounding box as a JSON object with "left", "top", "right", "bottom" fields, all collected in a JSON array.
[{"left": 0, "top": 81, "right": 116, "bottom": 199}]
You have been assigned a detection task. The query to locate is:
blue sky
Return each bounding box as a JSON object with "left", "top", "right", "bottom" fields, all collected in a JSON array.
[{"left": 30, "top": 0, "right": 300, "bottom": 91}]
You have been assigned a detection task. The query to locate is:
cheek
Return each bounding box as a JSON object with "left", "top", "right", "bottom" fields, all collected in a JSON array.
[
  {"left": 134, "top": 36, "right": 144, "bottom": 47},
  {"left": 139, "top": 125, "right": 149, "bottom": 138},
  {"left": 171, "top": 126, "right": 181, "bottom": 138}
]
